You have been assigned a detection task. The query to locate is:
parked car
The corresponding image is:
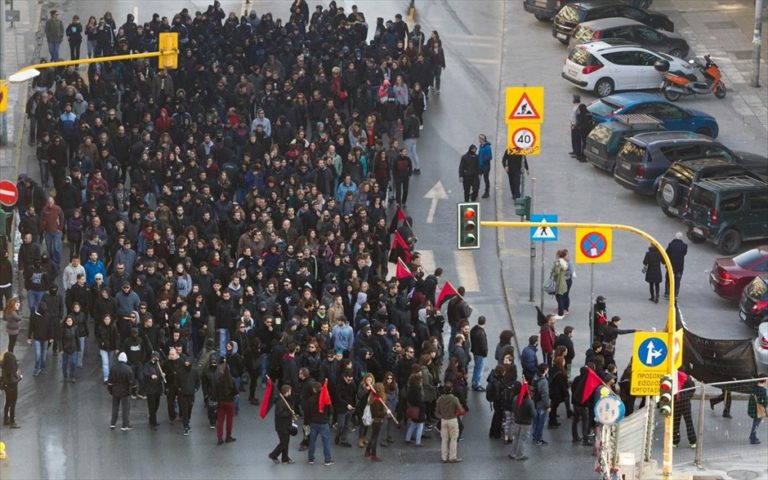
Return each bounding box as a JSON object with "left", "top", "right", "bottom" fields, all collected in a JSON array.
[
  {"left": 584, "top": 114, "right": 664, "bottom": 172},
  {"left": 741, "top": 276, "right": 768, "bottom": 328},
  {"left": 683, "top": 172, "right": 768, "bottom": 254},
  {"left": 563, "top": 42, "right": 691, "bottom": 96},
  {"left": 753, "top": 320, "right": 768, "bottom": 375},
  {"left": 613, "top": 132, "right": 741, "bottom": 195},
  {"left": 710, "top": 247, "right": 768, "bottom": 300},
  {"left": 524, "top": 0, "right": 652, "bottom": 22},
  {"left": 553, "top": 2, "right": 673, "bottom": 44},
  {"left": 570, "top": 17, "right": 689, "bottom": 57},
  {"left": 587, "top": 93, "right": 719, "bottom": 137}
]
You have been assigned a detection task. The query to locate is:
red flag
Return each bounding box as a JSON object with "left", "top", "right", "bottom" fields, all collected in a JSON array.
[
  {"left": 396, "top": 206, "right": 408, "bottom": 223},
  {"left": 259, "top": 376, "right": 274, "bottom": 419},
  {"left": 581, "top": 368, "right": 604, "bottom": 404},
  {"left": 435, "top": 281, "right": 459, "bottom": 310},
  {"left": 517, "top": 381, "right": 529, "bottom": 408},
  {"left": 396, "top": 258, "right": 413, "bottom": 280},
  {"left": 390, "top": 231, "right": 412, "bottom": 263},
  {"left": 318, "top": 379, "right": 332, "bottom": 412}
]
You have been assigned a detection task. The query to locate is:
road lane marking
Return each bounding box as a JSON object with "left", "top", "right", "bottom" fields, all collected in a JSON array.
[{"left": 454, "top": 250, "right": 480, "bottom": 292}]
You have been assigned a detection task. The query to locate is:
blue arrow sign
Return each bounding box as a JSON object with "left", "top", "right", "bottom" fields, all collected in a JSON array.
[
  {"left": 530, "top": 214, "right": 558, "bottom": 242},
  {"left": 638, "top": 338, "right": 667, "bottom": 368}
]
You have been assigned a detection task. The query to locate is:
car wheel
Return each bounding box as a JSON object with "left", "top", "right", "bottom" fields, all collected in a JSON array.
[
  {"left": 715, "top": 84, "right": 727, "bottom": 99},
  {"left": 695, "top": 127, "right": 713, "bottom": 138},
  {"left": 718, "top": 229, "right": 742, "bottom": 255},
  {"left": 686, "top": 231, "right": 706, "bottom": 244},
  {"left": 534, "top": 14, "right": 549, "bottom": 22},
  {"left": 594, "top": 78, "right": 615, "bottom": 97}
]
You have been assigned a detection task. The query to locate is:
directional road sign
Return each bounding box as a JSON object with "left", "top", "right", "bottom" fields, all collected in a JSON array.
[
  {"left": 530, "top": 214, "right": 558, "bottom": 242},
  {"left": 630, "top": 332, "right": 669, "bottom": 396},
  {"left": 574, "top": 227, "right": 612, "bottom": 264},
  {"left": 0, "top": 180, "right": 18, "bottom": 207},
  {"left": 505, "top": 86, "right": 544, "bottom": 123},
  {"left": 594, "top": 394, "right": 626, "bottom": 425}
]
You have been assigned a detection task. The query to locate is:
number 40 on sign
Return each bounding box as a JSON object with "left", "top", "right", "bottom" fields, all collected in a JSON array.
[{"left": 507, "top": 124, "right": 540, "bottom": 156}]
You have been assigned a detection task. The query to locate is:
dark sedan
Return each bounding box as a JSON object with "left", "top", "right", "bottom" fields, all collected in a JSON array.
[
  {"left": 740, "top": 275, "right": 768, "bottom": 327},
  {"left": 711, "top": 247, "right": 768, "bottom": 300},
  {"left": 570, "top": 17, "right": 689, "bottom": 57},
  {"left": 553, "top": 2, "right": 673, "bottom": 44}
]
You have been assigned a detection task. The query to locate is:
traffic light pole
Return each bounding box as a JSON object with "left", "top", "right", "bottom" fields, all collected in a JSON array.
[{"left": 481, "top": 220, "right": 677, "bottom": 478}]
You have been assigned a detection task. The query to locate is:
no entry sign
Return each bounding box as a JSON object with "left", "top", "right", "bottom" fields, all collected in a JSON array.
[
  {"left": 0, "top": 180, "right": 19, "bottom": 207},
  {"left": 574, "top": 227, "right": 612, "bottom": 264}
]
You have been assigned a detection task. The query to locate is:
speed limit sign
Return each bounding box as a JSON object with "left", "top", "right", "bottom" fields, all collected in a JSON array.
[{"left": 507, "top": 124, "right": 540, "bottom": 155}]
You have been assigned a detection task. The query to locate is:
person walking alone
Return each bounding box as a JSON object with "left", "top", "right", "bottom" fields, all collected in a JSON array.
[
  {"left": 435, "top": 381, "right": 463, "bottom": 463},
  {"left": 747, "top": 378, "right": 767, "bottom": 445},
  {"left": 478, "top": 135, "right": 492, "bottom": 198},
  {"left": 108, "top": 352, "right": 135, "bottom": 431},
  {"left": 1, "top": 351, "right": 22, "bottom": 428},
  {"left": 569, "top": 94, "right": 581, "bottom": 157},
  {"left": 502, "top": 149, "right": 528, "bottom": 200},
  {"left": 665, "top": 232, "right": 687, "bottom": 299},
  {"left": 459, "top": 145, "right": 480, "bottom": 202},
  {"left": 643, "top": 245, "right": 663, "bottom": 303},
  {"left": 393, "top": 147, "right": 413, "bottom": 208},
  {"left": 45, "top": 10, "right": 65, "bottom": 61}
]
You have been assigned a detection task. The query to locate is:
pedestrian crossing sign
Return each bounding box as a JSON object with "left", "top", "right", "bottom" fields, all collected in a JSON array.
[{"left": 530, "top": 214, "right": 558, "bottom": 242}]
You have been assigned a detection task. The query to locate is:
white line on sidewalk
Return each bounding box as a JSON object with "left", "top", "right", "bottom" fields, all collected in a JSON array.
[{"left": 453, "top": 250, "right": 480, "bottom": 292}]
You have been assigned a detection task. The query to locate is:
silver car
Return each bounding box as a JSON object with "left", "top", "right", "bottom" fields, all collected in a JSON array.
[{"left": 754, "top": 322, "right": 768, "bottom": 377}]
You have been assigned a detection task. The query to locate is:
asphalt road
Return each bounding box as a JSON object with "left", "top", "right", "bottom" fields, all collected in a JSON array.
[{"left": 1, "top": 0, "right": 766, "bottom": 479}]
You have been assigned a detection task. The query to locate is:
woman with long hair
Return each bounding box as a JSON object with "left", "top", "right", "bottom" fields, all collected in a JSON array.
[
  {"left": 382, "top": 372, "right": 399, "bottom": 445},
  {"left": 364, "top": 382, "right": 388, "bottom": 462},
  {"left": 404, "top": 371, "right": 426, "bottom": 446},
  {"left": 3, "top": 297, "right": 22, "bottom": 352},
  {"left": 1, "top": 351, "right": 22, "bottom": 428}
]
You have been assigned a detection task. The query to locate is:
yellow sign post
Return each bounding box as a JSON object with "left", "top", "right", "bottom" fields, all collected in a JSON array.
[
  {"left": 574, "top": 227, "right": 613, "bottom": 264},
  {"left": 630, "top": 332, "right": 670, "bottom": 396},
  {"left": 0, "top": 80, "right": 8, "bottom": 112}
]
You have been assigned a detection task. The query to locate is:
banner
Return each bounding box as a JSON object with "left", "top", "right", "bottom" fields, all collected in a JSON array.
[{"left": 682, "top": 327, "right": 757, "bottom": 389}]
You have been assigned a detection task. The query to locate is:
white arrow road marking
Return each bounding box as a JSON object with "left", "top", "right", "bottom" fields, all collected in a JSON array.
[
  {"left": 423, "top": 180, "right": 448, "bottom": 224},
  {"left": 454, "top": 250, "right": 480, "bottom": 292}
]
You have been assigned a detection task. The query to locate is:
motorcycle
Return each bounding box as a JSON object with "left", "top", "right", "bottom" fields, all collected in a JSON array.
[{"left": 655, "top": 55, "right": 726, "bottom": 101}]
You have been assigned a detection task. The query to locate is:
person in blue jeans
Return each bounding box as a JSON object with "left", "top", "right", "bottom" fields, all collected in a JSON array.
[
  {"left": 302, "top": 381, "right": 334, "bottom": 466},
  {"left": 469, "top": 316, "right": 488, "bottom": 391},
  {"left": 28, "top": 302, "right": 53, "bottom": 376},
  {"left": 404, "top": 373, "right": 426, "bottom": 445},
  {"left": 531, "top": 364, "right": 550, "bottom": 445}
]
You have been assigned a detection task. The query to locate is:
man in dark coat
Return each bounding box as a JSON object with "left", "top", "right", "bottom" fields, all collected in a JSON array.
[
  {"left": 665, "top": 232, "right": 688, "bottom": 299},
  {"left": 458, "top": 145, "right": 480, "bottom": 202},
  {"left": 108, "top": 352, "right": 136, "bottom": 430},
  {"left": 469, "top": 316, "right": 488, "bottom": 391}
]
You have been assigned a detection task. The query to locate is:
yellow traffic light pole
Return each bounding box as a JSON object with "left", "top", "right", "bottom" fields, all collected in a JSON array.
[
  {"left": 7, "top": 32, "right": 178, "bottom": 82},
  {"left": 482, "top": 220, "right": 677, "bottom": 478}
]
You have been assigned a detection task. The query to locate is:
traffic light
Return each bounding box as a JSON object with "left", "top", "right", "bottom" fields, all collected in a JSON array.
[
  {"left": 457, "top": 202, "right": 480, "bottom": 249},
  {"left": 514, "top": 195, "right": 531, "bottom": 219},
  {"left": 158, "top": 32, "right": 179, "bottom": 69},
  {"left": 0, "top": 80, "right": 8, "bottom": 113},
  {"left": 658, "top": 375, "right": 673, "bottom": 417}
]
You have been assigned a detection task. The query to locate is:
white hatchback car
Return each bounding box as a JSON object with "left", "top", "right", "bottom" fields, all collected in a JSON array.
[
  {"left": 562, "top": 41, "right": 691, "bottom": 97},
  {"left": 755, "top": 322, "right": 768, "bottom": 377}
]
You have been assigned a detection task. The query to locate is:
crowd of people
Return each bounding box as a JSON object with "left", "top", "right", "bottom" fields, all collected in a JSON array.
[{"left": 1, "top": 0, "right": 766, "bottom": 472}]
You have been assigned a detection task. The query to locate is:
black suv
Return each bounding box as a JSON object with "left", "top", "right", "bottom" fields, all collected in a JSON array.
[
  {"left": 584, "top": 114, "right": 664, "bottom": 173},
  {"left": 553, "top": 1, "right": 672, "bottom": 44},
  {"left": 524, "top": 0, "right": 652, "bottom": 22},
  {"left": 656, "top": 156, "right": 768, "bottom": 218},
  {"left": 684, "top": 174, "right": 768, "bottom": 254},
  {"left": 614, "top": 132, "right": 740, "bottom": 195}
]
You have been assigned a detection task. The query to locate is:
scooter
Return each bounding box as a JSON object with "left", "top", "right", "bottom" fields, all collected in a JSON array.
[{"left": 656, "top": 55, "right": 726, "bottom": 102}]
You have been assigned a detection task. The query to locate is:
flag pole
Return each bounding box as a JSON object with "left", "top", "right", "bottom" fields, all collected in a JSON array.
[{"left": 368, "top": 385, "right": 400, "bottom": 426}]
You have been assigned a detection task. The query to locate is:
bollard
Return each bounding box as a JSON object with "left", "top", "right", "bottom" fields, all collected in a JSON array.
[{"left": 694, "top": 386, "right": 705, "bottom": 468}]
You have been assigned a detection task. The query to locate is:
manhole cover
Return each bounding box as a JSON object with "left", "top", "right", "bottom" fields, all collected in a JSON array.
[{"left": 726, "top": 470, "right": 759, "bottom": 480}]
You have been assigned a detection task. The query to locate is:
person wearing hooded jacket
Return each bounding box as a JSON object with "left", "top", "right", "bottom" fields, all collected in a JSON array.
[
  {"left": 458, "top": 145, "right": 480, "bottom": 202},
  {"left": 177, "top": 354, "right": 200, "bottom": 436},
  {"left": 143, "top": 351, "right": 165, "bottom": 428},
  {"left": 108, "top": 352, "right": 135, "bottom": 430},
  {"left": 570, "top": 367, "right": 593, "bottom": 445},
  {"left": 28, "top": 302, "right": 52, "bottom": 376}
]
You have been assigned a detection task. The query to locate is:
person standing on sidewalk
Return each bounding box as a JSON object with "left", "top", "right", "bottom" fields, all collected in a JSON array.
[
  {"left": 478, "top": 135, "right": 493, "bottom": 199},
  {"left": 748, "top": 378, "right": 767, "bottom": 445},
  {"left": 108, "top": 352, "right": 135, "bottom": 431},
  {"left": 402, "top": 107, "right": 421, "bottom": 174},
  {"left": 531, "top": 364, "right": 550, "bottom": 446},
  {"left": 469, "top": 316, "right": 488, "bottom": 392},
  {"left": 502, "top": 149, "right": 528, "bottom": 200},
  {"left": 41, "top": 196, "right": 65, "bottom": 268},
  {"left": 569, "top": 94, "right": 581, "bottom": 157},
  {"left": 459, "top": 145, "right": 480, "bottom": 202},
  {"left": 664, "top": 232, "right": 687, "bottom": 299},
  {"left": 65, "top": 16, "right": 83, "bottom": 63},
  {"left": 435, "top": 381, "right": 463, "bottom": 463},
  {"left": 45, "top": 10, "right": 65, "bottom": 61},
  {"left": 1, "top": 352, "right": 22, "bottom": 428}
]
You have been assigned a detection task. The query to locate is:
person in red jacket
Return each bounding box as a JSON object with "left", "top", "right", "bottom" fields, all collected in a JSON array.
[{"left": 539, "top": 314, "right": 557, "bottom": 369}]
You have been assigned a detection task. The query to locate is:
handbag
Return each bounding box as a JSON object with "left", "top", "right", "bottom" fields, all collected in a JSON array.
[
  {"left": 288, "top": 422, "right": 299, "bottom": 436},
  {"left": 543, "top": 276, "right": 556, "bottom": 295},
  {"left": 406, "top": 405, "right": 420, "bottom": 421},
  {"left": 362, "top": 404, "right": 373, "bottom": 426},
  {"left": 754, "top": 395, "right": 767, "bottom": 419}
]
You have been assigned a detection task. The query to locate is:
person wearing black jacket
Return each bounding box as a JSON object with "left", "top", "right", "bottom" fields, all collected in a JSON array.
[
  {"left": 1, "top": 351, "right": 22, "bottom": 428},
  {"left": 502, "top": 149, "right": 529, "bottom": 199},
  {"left": 202, "top": 356, "right": 220, "bottom": 429},
  {"left": 643, "top": 245, "right": 663, "bottom": 303},
  {"left": 554, "top": 326, "right": 576, "bottom": 380},
  {"left": 664, "top": 233, "right": 688, "bottom": 299},
  {"left": 469, "top": 316, "right": 488, "bottom": 391},
  {"left": 302, "top": 380, "right": 334, "bottom": 466},
  {"left": 143, "top": 351, "right": 165, "bottom": 429},
  {"left": 122, "top": 327, "right": 147, "bottom": 399},
  {"left": 570, "top": 366, "right": 592, "bottom": 445},
  {"left": 28, "top": 302, "right": 52, "bottom": 376},
  {"left": 177, "top": 354, "right": 200, "bottom": 436},
  {"left": 601, "top": 316, "right": 636, "bottom": 367},
  {"left": 510, "top": 382, "right": 536, "bottom": 461},
  {"left": 59, "top": 315, "right": 80, "bottom": 382},
  {"left": 108, "top": 352, "right": 135, "bottom": 430},
  {"left": 214, "top": 362, "right": 238, "bottom": 445},
  {"left": 269, "top": 384, "right": 296, "bottom": 464},
  {"left": 333, "top": 370, "right": 356, "bottom": 447},
  {"left": 458, "top": 145, "right": 480, "bottom": 202}
]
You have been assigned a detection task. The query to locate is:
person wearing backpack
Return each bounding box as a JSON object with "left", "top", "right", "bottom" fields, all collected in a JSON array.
[
  {"left": 500, "top": 366, "right": 521, "bottom": 444},
  {"left": 486, "top": 365, "right": 505, "bottom": 438},
  {"left": 531, "top": 364, "right": 550, "bottom": 446},
  {"left": 392, "top": 147, "right": 412, "bottom": 207}
]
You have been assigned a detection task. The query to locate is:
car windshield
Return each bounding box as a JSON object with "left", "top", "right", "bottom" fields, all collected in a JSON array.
[
  {"left": 590, "top": 99, "right": 622, "bottom": 117},
  {"left": 746, "top": 276, "right": 768, "bottom": 298},
  {"left": 588, "top": 124, "right": 613, "bottom": 146},
  {"left": 568, "top": 47, "right": 593, "bottom": 66},
  {"left": 618, "top": 141, "right": 646, "bottom": 163},
  {"left": 733, "top": 249, "right": 766, "bottom": 269},
  {"left": 558, "top": 5, "right": 580, "bottom": 22},
  {"left": 573, "top": 25, "right": 594, "bottom": 43},
  {"left": 689, "top": 186, "right": 715, "bottom": 208}
]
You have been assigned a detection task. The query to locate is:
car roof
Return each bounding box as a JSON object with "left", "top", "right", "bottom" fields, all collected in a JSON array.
[
  {"left": 581, "top": 40, "right": 642, "bottom": 51},
  {"left": 578, "top": 17, "right": 644, "bottom": 29},
  {"left": 566, "top": 0, "right": 628, "bottom": 10},
  {"left": 627, "top": 131, "right": 710, "bottom": 146},
  {"left": 597, "top": 92, "right": 663, "bottom": 107}
]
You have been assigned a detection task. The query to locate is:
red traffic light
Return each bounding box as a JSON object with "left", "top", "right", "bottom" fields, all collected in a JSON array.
[
  {"left": 660, "top": 383, "right": 671, "bottom": 391},
  {"left": 463, "top": 208, "right": 476, "bottom": 220}
]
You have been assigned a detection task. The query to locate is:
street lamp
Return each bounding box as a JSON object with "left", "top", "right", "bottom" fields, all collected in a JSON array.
[{"left": 8, "top": 68, "right": 40, "bottom": 83}]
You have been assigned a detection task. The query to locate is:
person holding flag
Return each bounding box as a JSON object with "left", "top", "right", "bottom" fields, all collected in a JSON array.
[
  {"left": 510, "top": 380, "right": 535, "bottom": 461},
  {"left": 302, "top": 379, "right": 334, "bottom": 466},
  {"left": 364, "top": 383, "right": 388, "bottom": 462},
  {"left": 268, "top": 384, "right": 296, "bottom": 464}
]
